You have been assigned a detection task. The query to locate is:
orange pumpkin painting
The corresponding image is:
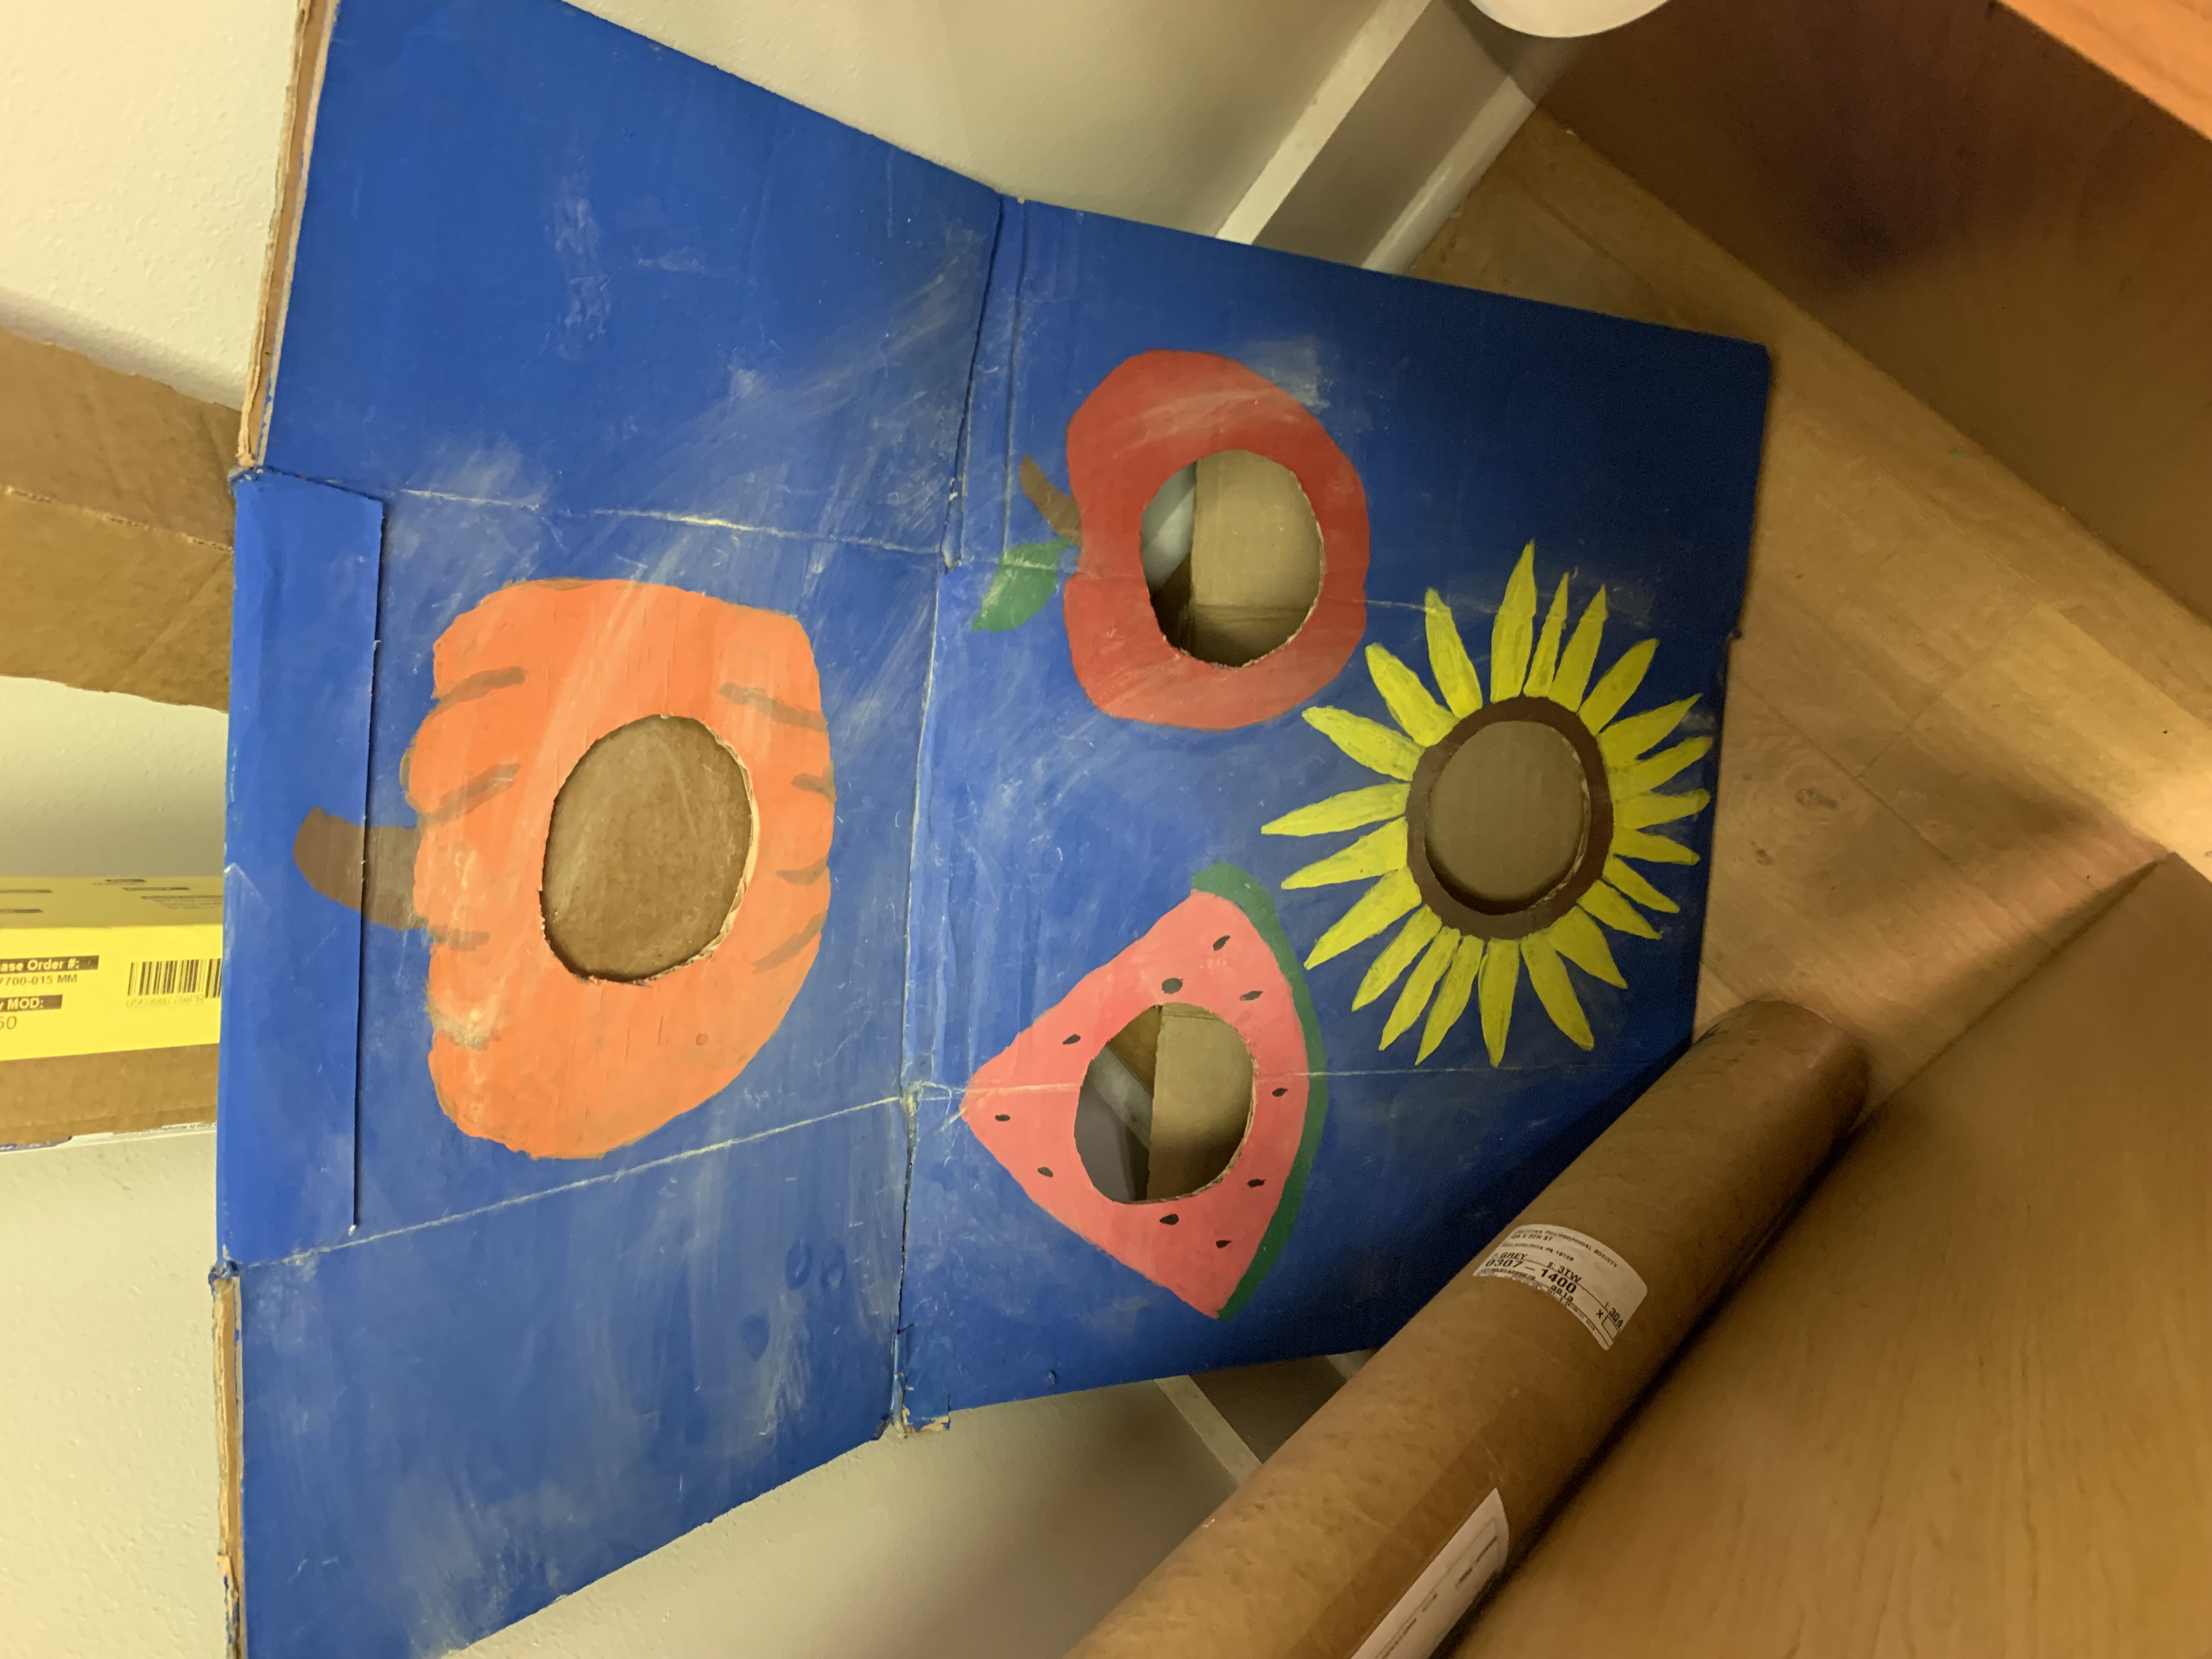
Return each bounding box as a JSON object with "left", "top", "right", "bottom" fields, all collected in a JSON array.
[{"left": 402, "top": 579, "right": 833, "bottom": 1159}]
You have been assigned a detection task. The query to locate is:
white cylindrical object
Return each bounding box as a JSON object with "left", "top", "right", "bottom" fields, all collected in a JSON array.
[{"left": 1471, "top": 0, "right": 1671, "bottom": 39}]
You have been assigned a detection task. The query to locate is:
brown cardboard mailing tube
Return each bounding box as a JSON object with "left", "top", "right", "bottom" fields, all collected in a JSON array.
[{"left": 1067, "top": 1000, "right": 1867, "bottom": 1659}]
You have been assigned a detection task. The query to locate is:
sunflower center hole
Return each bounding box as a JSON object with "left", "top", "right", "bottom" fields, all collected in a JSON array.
[
  {"left": 1077, "top": 1003, "right": 1255, "bottom": 1204},
  {"left": 1143, "top": 450, "right": 1322, "bottom": 668},
  {"left": 1426, "top": 719, "right": 1590, "bottom": 912},
  {"left": 542, "top": 715, "right": 753, "bottom": 982}
]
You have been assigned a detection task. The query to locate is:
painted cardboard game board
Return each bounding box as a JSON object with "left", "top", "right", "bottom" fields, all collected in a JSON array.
[{"left": 217, "top": 2, "right": 1768, "bottom": 1652}]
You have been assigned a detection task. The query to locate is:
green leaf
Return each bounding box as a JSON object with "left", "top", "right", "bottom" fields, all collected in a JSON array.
[{"left": 970, "top": 539, "right": 1070, "bottom": 633}]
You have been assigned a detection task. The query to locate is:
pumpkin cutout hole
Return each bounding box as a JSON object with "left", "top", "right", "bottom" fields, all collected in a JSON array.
[
  {"left": 1145, "top": 450, "right": 1322, "bottom": 668},
  {"left": 541, "top": 714, "right": 754, "bottom": 983},
  {"left": 1076, "top": 1002, "right": 1255, "bottom": 1204}
]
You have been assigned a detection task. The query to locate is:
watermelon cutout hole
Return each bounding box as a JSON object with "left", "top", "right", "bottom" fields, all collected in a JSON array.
[
  {"left": 541, "top": 715, "right": 754, "bottom": 982},
  {"left": 961, "top": 864, "right": 1328, "bottom": 1318},
  {"left": 1144, "top": 450, "right": 1322, "bottom": 669},
  {"left": 1075, "top": 1003, "right": 1256, "bottom": 1204}
]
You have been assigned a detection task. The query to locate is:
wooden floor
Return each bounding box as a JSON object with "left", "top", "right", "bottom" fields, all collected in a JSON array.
[{"left": 1413, "top": 112, "right": 2212, "bottom": 1098}]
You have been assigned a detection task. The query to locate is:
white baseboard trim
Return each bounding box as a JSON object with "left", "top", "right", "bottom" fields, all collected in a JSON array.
[
  {"left": 1156, "top": 1375, "right": 1264, "bottom": 1484},
  {"left": 1215, "top": 0, "right": 1434, "bottom": 245},
  {"left": 1215, "top": 0, "right": 1580, "bottom": 273}
]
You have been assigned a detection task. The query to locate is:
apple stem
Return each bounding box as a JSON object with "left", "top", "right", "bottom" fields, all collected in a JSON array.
[{"left": 1019, "top": 455, "right": 1082, "bottom": 545}]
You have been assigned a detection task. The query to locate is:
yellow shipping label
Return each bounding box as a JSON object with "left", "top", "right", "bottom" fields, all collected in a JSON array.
[{"left": 0, "top": 877, "right": 222, "bottom": 1060}]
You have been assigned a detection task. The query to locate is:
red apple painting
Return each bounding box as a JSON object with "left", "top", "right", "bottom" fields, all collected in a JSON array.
[{"left": 972, "top": 350, "right": 1370, "bottom": 730}]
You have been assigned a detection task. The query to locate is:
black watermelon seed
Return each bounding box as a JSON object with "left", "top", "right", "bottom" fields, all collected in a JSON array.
[
  {"left": 1216, "top": 1239, "right": 1231, "bottom": 1249},
  {"left": 1161, "top": 977, "right": 1183, "bottom": 994},
  {"left": 1037, "top": 1166, "right": 1053, "bottom": 1177},
  {"left": 1248, "top": 1177, "right": 1266, "bottom": 1187},
  {"left": 1212, "top": 934, "right": 1231, "bottom": 950},
  {"left": 1061, "top": 1033, "right": 1081, "bottom": 1045},
  {"left": 994, "top": 1113, "right": 1010, "bottom": 1122},
  {"left": 1240, "top": 990, "right": 1262, "bottom": 1001},
  {"left": 1271, "top": 1087, "right": 1288, "bottom": 1097},
  {"left": 1160, "top": 1213, "right": 1180, "bottom": 1226}
]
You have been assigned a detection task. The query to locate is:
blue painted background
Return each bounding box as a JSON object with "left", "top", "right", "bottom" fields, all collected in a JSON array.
[
  {"left": 267, "top": 0, "right": 999, "bottom": 541},
  {"left": 901, "top": 202, "right": 1764, "bottom": 1413},
  {"left": 233, "top": 1099, "right": 906, "bottom": 1659},
  {"left": 349, "top": 494, "right": 938, "bottom": 1232},
  {"left": 227, "top": 3, "right": 995, "bottom": 1655},
  {"left": 221, "top": 472, "right": 385, "bottom": 1266},
  {"left": 222, "top": 0, "right": 1768, "bottom": 1653}
]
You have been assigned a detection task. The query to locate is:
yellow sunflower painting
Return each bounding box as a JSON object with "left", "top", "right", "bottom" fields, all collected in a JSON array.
[{"left": 1262, "top": 545, "right": 1711, "bottom": 1066}]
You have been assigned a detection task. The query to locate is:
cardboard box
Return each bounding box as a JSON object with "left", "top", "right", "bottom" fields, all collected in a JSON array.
[
  {"left": 0, "top": 877, "right": 223, "bottom": 1059},
  {"left": 211, "top": 1, "right": 1776, "bottom": 1649},
  {"left": 1, "top": 326, "right": 236, "bottom": 1143},
  {"left": 0, "top": 326, "right": 235, "bottom": 709},
  {"left": 0, "top": 878, "right": 223, "bottom": 1146}
]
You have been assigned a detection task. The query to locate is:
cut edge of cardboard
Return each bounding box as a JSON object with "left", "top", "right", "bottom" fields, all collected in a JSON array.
[
  {"left": 213, "top": 1268, "right": 247, "bottom": 1659},
  {"left": 239, "top": 0, "right": 341, "bottom": 471}
]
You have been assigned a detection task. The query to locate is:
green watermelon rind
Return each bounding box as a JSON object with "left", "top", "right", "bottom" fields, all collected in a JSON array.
[{"left": 1191, "top": 861, "right": 1328, "bottom": 1320}]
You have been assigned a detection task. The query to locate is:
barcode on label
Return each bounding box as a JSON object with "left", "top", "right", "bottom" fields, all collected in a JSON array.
[
  {"left": 1473, "top": 1224, "right": 1647, "bottom": 1351},
  {"left": 129, "top": 958, "right": 223, "bottom": 999}
]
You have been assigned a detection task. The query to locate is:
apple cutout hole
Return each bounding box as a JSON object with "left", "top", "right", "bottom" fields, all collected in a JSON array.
[
  {"left": 541, "top": 714, "right": 754, "bottom": 982},
  {"left": 1425, "top": 718, "right": 1590, "bottom": 912},
  {"left": 1076, "top": 1003, "right": 1255, "bottom": 1203},
  {"left": 1144, "top": 450, "right": 1322, "bottom": 668}
]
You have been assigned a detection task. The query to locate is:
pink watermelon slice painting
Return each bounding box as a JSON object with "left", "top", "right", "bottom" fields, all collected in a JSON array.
[{"left": 961, "top": 864, "right": 1328, "bottom": 1318}]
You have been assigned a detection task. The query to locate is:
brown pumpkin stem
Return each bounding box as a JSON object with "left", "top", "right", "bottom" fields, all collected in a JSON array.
[
  {"left": 294, "top": 807, "right": 424, "bottom": 930},
  {"left": 1019, "top": 455, "right": 1082, "bottom": 545}
]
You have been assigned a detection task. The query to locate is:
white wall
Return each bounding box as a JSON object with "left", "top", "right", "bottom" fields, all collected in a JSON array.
[
  {"left": 0, "top": 1, "right": 1383, "bottom": 1654},
  {"left": 0, "top": 679, "right": 229, "bottom": 878},
  {"left": 0, "top": 0, "right": 1376, "bottom": 407}
]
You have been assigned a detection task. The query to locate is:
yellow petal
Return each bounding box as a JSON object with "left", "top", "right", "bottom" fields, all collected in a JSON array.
[
  {"left": 1263, "top": 783, "right": 1410, "bottom": 837},
  {"left": 1581, "top": 881, "right": 1660, "bottom": 940},
  {"left": 1284, "top": 820, "right": 1409, "bottom": 889},
  {"left": 1522, "top": 576, "right": 1571, "bottom": 698},
  {"left": 1615, "top": 788, "right": 1709, "bottom": 831},
  {"left": 1365, "top": 644, "right": 1455, "bottom": 747},
  {"left": 1578, "top": 637, "right": 1656, "bottom": 733},
  {"left": 1381, "top": 926, "right": 1460, "bottom": 1048},
  {"left": 1424, "top": 589, "right": 1483, "bottom": 719},
  {"left": 1479, "top": 936, "right": 1521, "bottom": 1066},
  {"left": 1522, "top": 930, "right": 1594, "bottom": 1050},
  {"left": 1307, "top": 868, "right": 1423, "bottom": 967},
  {"left": 1418, "top": 934, "right": 1486, "bottom": 1063},
  {"left": 1611, "top": 735, "right": 1712, "bottom": 800},
  {"left": 1598, "top": 696, "right": 1699, "bottom": 768},
  {"left": 1604, "top": 855, "right": 1680, "bottom": 913},
  {"left": 1305, "top": 706, "right": 1423, "bottom": 781},
  {"left": 1548, "top": 907, "right": 1626, "bottom": 988},
  {"left": 1550, "top": 589, "right": 1607, "bottom": 710},
  {"left": 1354, "top": 907, "right": 1443, "bottom": 1009},
  {"left": 1489, "top": 543, "right": 1539, "bottom": 702},
  {"left": 1611, "top": 830, "right": 1698, "bottom": 868}
]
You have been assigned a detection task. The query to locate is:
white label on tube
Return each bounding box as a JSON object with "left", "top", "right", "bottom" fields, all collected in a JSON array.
[
  {"left": 1472, "top": 1223, "right": 1647, "bottom": 1350},
  {"left": 1347, "top": 1488, "right": 1509, "bottom": 1659}
]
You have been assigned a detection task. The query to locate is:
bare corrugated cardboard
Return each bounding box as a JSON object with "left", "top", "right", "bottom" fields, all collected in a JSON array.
[
  {"left": 1069, "top": 1001, "right": 1869, "bottom": 1659},
  {"left": 0, "top": 325, "right": 236, "bottom": 709},
  {"left": 2, "top": 325, "right": 235, "bottom": 1142}
]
